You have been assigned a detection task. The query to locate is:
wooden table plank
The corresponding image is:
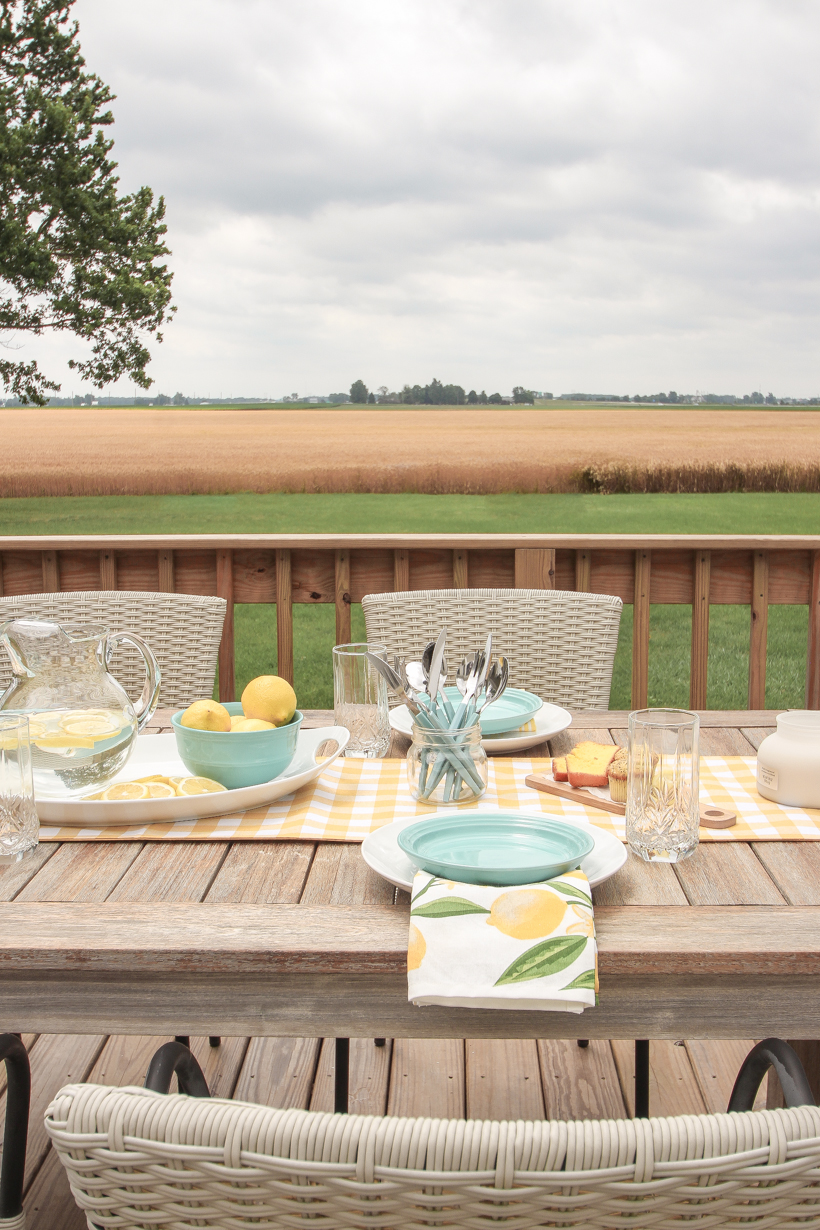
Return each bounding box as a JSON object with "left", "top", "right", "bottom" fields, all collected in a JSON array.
[
  {"left": 15, "top": 842, "right": 143, "bottom": 903},
  {"left": 753, "top": 843, "right": 820, "bottom": 905},
  {"left": 0, "top": 845, "right": 57, "bottom": 901},
  {"left": 106, "top": 842, "right": 228, "bottom": 903},
  {"left": 205, "top": 842, "right": 315, "bottom": 904},
  {"left": 301, "top": 843, "right": 397, "bottom": 907},
  {"left": 674, "top": 845, "right": 786, "bottom": 906}
]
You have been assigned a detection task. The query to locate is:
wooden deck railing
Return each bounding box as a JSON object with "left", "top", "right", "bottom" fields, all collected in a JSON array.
[{"left": 1, "top": 533, "right": 819, "bottom": 709}]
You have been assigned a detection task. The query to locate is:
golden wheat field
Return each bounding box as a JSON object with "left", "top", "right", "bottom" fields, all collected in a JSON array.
[{"left": 4, "top": 406, "right": 820, "bottom": 495}]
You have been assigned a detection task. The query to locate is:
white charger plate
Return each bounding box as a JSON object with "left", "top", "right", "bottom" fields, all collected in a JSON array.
[
  {"left": 361, "top": 809, "right": 627, "bottom": 892},
  {"left": 37, "top": 726, "right": 349, "bottom": 826},
  {"left": 389, "top": 701, "right": 572, "bottom": 753}
]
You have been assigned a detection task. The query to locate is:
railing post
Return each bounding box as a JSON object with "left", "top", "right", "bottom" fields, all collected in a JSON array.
[
  {"left": 158, "top": 548, "right": 175, "bottom": 592},
  {"left": 393, "top": 549, "right": 409, "bottom": 592},
  {"left": 575, "top": 549, "right": 591, "bottom": 592},
  {"left": 216, "top": 549, "right": 235, "bottom": 702},
  {"left": 335, "top": 549, "right": 351, "bottom": 645},
  {"left": 514, "top": 548, "right": 555, "bottom": 589},
  {"left": 41, "top": 549, "right": 59, "bottom": 592},
  {"left": 690, "top": 550, "right": 711, "bottom": 710},
  {"left": 807, "top": 551, "right": 820, "bottom": 709},
  {"left": 632, "top": 549, "right": 651, "bottom": 709},
  {"left": 453, "top": 549, "right": 469, "bottom": 588},
  {"left": 276, "top": 548, "right": 294, "bottom": 685},
  {"left": 100, "top": 548, "right": 117, "bottom": 589},
  {"left": 749, "top": 550, "right": 769, "bottom": 709}
]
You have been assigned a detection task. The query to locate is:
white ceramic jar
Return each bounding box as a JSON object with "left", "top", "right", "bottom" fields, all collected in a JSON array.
[{"left": 756, "top": 711, "right": 820, "bottom": 807}]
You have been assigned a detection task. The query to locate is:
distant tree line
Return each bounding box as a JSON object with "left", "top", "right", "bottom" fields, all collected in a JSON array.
[{"left": 349, "top": 379, "right": 539, "bottom": 405}]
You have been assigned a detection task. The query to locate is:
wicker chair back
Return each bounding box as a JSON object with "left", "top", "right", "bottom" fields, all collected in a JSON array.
[
  {"left": 45, "top": 1083, "right": 820, "bottom": 1229},
  {"left": 362, "top": 587, "right": 622, "bottom": 708},
  {"left": 0, "top": 590, "right": 225, "bottom": 710}
]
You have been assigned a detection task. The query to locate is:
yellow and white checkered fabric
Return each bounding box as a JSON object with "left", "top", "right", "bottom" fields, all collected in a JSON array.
[{"left": 39, "top": 756, "right": 820, "bottom": 843}]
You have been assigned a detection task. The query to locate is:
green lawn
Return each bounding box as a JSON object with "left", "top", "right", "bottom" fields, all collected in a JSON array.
[
  {"left": 2, "top": 490, "right": 820, "bottom": 535},
  {"left": 1, "top": 491, "right": 816, "bottom": 710}
]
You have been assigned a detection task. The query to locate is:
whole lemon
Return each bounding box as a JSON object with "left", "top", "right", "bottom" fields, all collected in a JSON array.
[
  {"left": 231, "top": 716, "right": 276, "bottom": 732},
  {"left": 241, "top": 675, "right": 297, "bottom": 726},
  {"left": 407, "top": 924, "right": 426, "bottom": 971},
  {"left": 180, "top": 699, "right": 232, "bottom": 732},
  {"left": 486, "top": 889, "right": 567, "bottom": 940}
]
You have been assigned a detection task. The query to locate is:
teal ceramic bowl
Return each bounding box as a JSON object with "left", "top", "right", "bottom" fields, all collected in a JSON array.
[
  {"left": 171, "top": 701, "right": 304, "bottom": 789},
  {"left": 397, "top": 810, "right": 595, "bottom": 886}
]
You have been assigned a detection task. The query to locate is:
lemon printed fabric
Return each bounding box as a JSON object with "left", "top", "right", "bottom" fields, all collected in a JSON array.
[{"left": 407, "top": 869, "right": 597, "bottom": 1013}]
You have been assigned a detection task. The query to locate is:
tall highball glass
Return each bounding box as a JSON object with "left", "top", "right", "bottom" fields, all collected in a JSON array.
[
  {"left": 0, "top": 714, "right": 39, "bottom": 863},
  {"left": 332, "top": 643, "right": 390, "bottom": 758},
  {"left": 626, "top": 708, "right": 700, "bottom": 863}
]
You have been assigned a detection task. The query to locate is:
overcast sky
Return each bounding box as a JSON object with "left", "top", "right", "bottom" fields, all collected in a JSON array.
[{"left": 37, "top": 1, "right": 820, "bottom": 397}]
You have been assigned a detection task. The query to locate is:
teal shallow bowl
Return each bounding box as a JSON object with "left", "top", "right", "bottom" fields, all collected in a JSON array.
[
  {"left": 397, "top": 810, "right": 595, "bottom": 886},
  {"left": 171, "top": 702, "right": 303, "bottom": 789},
  {"left": 441, "top": 686, "right": 542, "bottom": 735}
]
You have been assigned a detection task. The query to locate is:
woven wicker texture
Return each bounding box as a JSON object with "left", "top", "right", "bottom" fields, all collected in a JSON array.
[
  {"left": 363, "top": 588, "right": 623, "bottom": 708},
  {"left": 0, "top": 591, "right": 225, "bottom": 710},
  {"left": 46, "top": 1083, "right": 820, "bottom": 1229},
  {"left": 0, "top": 1215, "right": 25, "bottom": 1229}
]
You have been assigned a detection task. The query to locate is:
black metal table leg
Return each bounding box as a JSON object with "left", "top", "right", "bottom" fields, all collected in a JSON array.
[
  {"left": 0, "top": 1033, "right": 30, "bottom": 1224},
  {"left": 635, "top": 1040, "right": 650, "bottom": 1118},
  {"left": 335, "top": 1038, "right": 349, "bottom": 1113}
]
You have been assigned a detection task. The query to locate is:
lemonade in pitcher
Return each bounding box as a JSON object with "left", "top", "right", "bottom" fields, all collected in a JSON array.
[{"left": 0, "top": 619, "right": 160, "bottom": 799}]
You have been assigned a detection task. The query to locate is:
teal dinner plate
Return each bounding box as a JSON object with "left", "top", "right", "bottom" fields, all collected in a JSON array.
[
  {"left": 442, "top": 686, "right": 542, "bottom": 735},
  {"left": 397, "top": 810, "right": 595, "bottom": 887}
]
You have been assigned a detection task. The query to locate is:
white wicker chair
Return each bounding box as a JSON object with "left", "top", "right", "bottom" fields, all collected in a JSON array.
[
  {"left": 0, "top": 591, "right": 226, "bottom": 710},
  {"left": 44, "top": 1038, "right": 820, "bottom": 1230},
  {"left": 362, "top": 588, "right": 623, "bottom": 709}
]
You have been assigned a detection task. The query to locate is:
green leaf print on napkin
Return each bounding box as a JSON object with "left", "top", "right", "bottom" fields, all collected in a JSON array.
[
  {"left": 548, "top": 881, "right": 592, "bottom": 906},
  {"left": 494, "top": 934, "right": 587, "bottom": 986},
  {"left": 411, "top": 897, "right": 491, "bottom": 919},
  {"left": 562, "top": 968, "right": 596, "bottom": 991}
]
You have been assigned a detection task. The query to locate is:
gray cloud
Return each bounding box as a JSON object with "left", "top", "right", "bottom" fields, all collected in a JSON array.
[{"left": 27, "top": 0, "right": 820, "bottom": 395}]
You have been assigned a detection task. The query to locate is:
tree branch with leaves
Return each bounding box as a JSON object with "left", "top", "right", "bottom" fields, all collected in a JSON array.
[{"left": 0, "top": 0, "right": 174, "bottom": 403}]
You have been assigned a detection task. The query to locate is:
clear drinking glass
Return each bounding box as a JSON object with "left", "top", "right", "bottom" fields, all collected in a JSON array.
[
  {"left": 332, "top": 643, "right": 390, "bottom": 758},
  {"left": 626, "top": 708, "right": 700, "bottom": 863},
  {"left": 0, "top": 715, "right": 39, "bottom": 863}
]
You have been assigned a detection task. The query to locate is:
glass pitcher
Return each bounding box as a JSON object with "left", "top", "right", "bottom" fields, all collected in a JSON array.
[{"left": 0, "top": 618, "right": 161, "bottom": 799}]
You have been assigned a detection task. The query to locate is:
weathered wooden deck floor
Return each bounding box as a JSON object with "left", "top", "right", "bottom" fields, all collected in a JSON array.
[{"left": 10, "top": 1030, "right": 766, "bottom": 1227}]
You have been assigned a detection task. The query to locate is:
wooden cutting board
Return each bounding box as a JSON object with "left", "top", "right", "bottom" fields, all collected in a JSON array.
[{"left": 524, "top": 773, "right": 736, "bottom": 829}]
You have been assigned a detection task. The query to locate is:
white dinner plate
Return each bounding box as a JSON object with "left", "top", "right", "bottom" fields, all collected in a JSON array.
[
  {"left": 36, "top": 726, "right": 350, "bottom": 826},
  {"left": 361, "top": 810, "right": 627, "bottom": 893},
  {"left": 389, "top": 701, "right": 572, "bottom": 753}
]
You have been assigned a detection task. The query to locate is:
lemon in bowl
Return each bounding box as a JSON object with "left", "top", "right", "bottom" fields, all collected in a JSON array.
[{"left": 172, "top": 700, "right": 303, "bottom": 789}]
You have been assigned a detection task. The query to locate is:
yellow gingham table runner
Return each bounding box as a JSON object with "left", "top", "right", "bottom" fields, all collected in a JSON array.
[{"left": 39, "top": 756, "right": 820, "bottom": 843}]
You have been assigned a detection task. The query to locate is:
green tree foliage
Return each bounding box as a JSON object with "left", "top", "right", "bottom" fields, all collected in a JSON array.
[
  {"left": 466, "top": 389, "right": 477, "bottom": 403},
  {"left": 512, "top": 386, "right": 536, "bottom": 403},
  {"left": 399, "top": 378, "right": 466, "bottom": 405},
  {"left": 0, "top": 0, "right": 174, "bottom": 404},
  {"left": 349, "top": 378, "right": 368, "bottom": 403}
]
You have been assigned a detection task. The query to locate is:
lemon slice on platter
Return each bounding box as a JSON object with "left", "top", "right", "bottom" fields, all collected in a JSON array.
[
  {"left": 176, "top": 776, "right": 227, "bottom": 795},
  {"left": 101, "top": 781, "right": 149, "bottom": 801},
  {"left": 145, "top": 781, "right": 177, "bottom": 798}
]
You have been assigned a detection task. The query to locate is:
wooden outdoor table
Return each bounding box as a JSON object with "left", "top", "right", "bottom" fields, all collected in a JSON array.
[{"left": 1, "top": 707, "right": 816, "bottom": 1045}]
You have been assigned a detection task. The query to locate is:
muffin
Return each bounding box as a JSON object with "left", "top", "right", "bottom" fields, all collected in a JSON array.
[{"left": 607, "top": 747, "right": 628, "bottom": 802}]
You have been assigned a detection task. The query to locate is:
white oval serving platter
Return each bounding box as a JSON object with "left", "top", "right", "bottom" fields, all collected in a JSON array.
[{"left": 36, "top": 726, "right": 349, "bottom": 826}]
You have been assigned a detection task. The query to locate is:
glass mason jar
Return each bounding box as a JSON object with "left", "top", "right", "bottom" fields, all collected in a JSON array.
[{"left": 407, "top": 720, "right": 488, "bottom": 806}]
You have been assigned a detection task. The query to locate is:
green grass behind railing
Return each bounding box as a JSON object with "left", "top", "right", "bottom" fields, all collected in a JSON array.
[{"left": 230, "top": 602, "right": 808, "bottom": 711}]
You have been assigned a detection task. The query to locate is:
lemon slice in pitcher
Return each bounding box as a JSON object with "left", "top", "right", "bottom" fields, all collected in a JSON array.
[
  {"left": 60, "top": 711, "right": 121, "bottom": 739},
  {"left": 176, "top": 776, "right": 227, "bottom": 795},
  {"left": 101, "top": 781, "right": 149, "bottom": 801}
]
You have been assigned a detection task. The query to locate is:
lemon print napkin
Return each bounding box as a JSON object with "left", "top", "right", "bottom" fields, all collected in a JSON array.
[{"left": 407, "top": 870, "right": 597, "bottom": 1013}]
